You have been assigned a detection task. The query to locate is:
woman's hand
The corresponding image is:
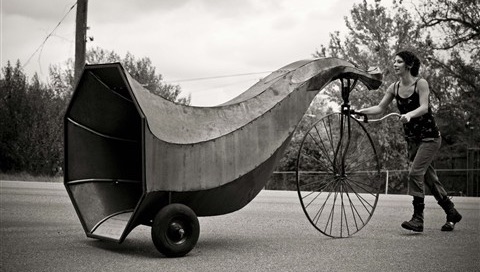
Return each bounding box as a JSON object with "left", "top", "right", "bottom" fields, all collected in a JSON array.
[{"left": 400, "top": 113, "right": 412, "bottom": 123}]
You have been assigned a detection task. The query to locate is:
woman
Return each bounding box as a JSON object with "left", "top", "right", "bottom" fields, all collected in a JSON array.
[{"left": 357, "top": 50, "right": 462, "bottom": 232}]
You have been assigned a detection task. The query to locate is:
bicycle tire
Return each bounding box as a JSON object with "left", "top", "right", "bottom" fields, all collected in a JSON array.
[{"left": 296, "top": 112, "right": 382, "bottom": 238}]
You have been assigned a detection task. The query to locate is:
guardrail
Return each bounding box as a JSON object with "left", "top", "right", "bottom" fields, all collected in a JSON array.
[{"left": 267, "top": 169, "right": 480, "bottom": 197}]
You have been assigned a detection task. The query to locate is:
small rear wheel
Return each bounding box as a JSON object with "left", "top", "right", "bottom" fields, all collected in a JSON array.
[
  {"left": 151, "top": 203, "right": 200, "bottom": 257},
  {"left": 296, "top": 113, "right": 382, "bottom": 238}
]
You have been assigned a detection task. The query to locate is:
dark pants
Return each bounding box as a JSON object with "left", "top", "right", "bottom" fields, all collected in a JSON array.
[{"left": 407, "top": 137, "right": 448, "bottom": 201}]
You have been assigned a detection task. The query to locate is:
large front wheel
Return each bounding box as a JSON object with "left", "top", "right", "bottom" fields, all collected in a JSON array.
[{"left": 296, "top": 113, "right": 382, "bottom": 238}]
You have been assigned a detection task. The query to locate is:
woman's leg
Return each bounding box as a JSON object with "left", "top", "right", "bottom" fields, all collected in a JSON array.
[
  {"left": 424, "top": 164, "right": 448, "bottom": 201},
  {"left": 402, "top": 140, "right": 428, "bottom": 232},
  {"left": 410, "top": 138, "right": 462, "bottom": 231},
  {"left": 407, "top": 138, "right": 442, "bottom": 197},
  {"left": 420, "top": 137, "right": 448, "bottom": 201}
]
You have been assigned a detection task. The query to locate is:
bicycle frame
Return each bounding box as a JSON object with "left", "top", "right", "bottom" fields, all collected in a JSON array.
[
  {"left": 352, "top": 112, "right": 401, "bottom": 123},
  {"left": 296, "top": 75, "right": 384, "bottom": 238},
  {"left": 336, "top": 77, "right": 359, "bottom": 176},
  {"left": 334, "top": 77, "right": 400, "bottom": 176}
]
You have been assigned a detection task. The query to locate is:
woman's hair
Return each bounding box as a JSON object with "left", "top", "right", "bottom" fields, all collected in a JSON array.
[{"left": 396, "top": 51, "right": 421, "bottom": 76}]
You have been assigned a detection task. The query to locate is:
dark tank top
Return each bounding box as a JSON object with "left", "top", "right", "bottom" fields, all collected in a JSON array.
[{"left": 395, "top": 79, "right": 440, "bottom": 141}]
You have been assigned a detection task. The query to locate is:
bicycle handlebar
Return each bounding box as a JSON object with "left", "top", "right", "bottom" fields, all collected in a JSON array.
[{"left": 350, "top": 111, "right": 401, "bottom": 123}]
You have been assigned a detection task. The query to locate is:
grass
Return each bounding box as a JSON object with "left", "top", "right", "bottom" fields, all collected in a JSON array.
[{"left": 0, "top": 172, "right": 63, "bottom": 183}]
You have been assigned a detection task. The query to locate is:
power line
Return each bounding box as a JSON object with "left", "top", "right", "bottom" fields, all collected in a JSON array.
[
  {"left": 165, "top": 71, "right": 273, "bottom": 83},
  {"left": 22, "top": 2, "right": 77, "bottom": 69},
  {"left": 184, "top": 76, "right": 262, "bottom": 94}
]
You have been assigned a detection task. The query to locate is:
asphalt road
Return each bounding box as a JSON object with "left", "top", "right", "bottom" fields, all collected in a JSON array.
[{"left": 1, "top": 180, "right": 479, "bottom": 272}]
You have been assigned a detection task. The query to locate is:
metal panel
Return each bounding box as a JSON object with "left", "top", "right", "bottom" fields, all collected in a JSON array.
[{"left": 64, "top": 58, "right": 382, "bottom": 242}]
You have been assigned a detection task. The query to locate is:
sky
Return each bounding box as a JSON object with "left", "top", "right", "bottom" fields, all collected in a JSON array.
[{"left": 2, "top": 0, "right": 366, "bottom": 106}]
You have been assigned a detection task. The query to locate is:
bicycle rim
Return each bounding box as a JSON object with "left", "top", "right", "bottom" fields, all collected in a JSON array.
[{"left": 296, "top": 112, "right": 382, "bottom": 238}]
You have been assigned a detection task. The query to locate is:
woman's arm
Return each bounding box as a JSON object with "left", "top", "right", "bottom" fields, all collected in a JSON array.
[{"left": 357, "top": 83, "right": 395, "bottom": 115}]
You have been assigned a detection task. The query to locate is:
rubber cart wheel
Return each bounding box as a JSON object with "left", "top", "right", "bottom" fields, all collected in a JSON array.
[
  {"left": 296, "top": 113, "right": 381, "bottom": 238},
  {"left": 151, "top": 203, "right": 200, "bottom": 257}
]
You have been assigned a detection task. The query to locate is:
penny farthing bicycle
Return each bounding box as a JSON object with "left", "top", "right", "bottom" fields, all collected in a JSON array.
[{"left": 296, "top": 75, "right": 400, "bottom": 238}]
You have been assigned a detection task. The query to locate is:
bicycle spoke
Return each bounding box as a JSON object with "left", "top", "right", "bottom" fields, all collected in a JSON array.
[
  {"left": 312, "top": 126, "right": 336, "bottom": 169},
  {"left": 340, "top": 183, "right": 349, "bottom": 237},
  {"left": 296, "top": 113, "right": 380, "bottom": 238},
  {"left": 312, "top": 190, "right": 335, "bottom": 225},
  {"left": 300, "top": 150, "right": 334, "bottom": 173},
  {"left": 344, "top": 189, "right": 361, "bottom": 232},
  {"left": 299, "top": 174, "right": 335, "bottom": 191},
  {"left": 323, "top": 185, "right": 339, "bottom": 234},
  {"left": 344, "top": 174, "right": 380, "bottom": 197},
  {"left": 343, "top": 180, "right": 376, "bottom": 214},
  {"left": 301, "top": 181, "right": 335, "bottom": 205},
  {"left": 342, "top": 182, "right": 372, "bottom": 229},
  {"left": 303, "top": 134, "right": 335, "bottom": 172},
  {"left": 343, "top": 130, "right": 372, "bottom": 171},
  {"left": 321, "top": 116, "right": 335, "bottom": 153},
  {"left": 303, "top": 175, "right": 336, "bottom": 197}
]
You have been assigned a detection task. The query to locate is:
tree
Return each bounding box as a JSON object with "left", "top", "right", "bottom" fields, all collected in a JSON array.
[
  {"left": 50, "top": 47, "right": 191, "bottom": 105},
  {"left": 414, "top": 0, "right": 480, "bottom": 152},
  {"left": 1, "top": 48, "right": 191, "bottom": 176},
  {"left": 0, "top": 61, "right": 66, "bottom": 175},
  {"left": 276, "top": 0, "right": 419, "bottom": 173},
  {"left": 23, "top": 74, "right": 65, "bottom": 175},
  {"left": 313, "top": 0, "right": 419, "bottom": 170},
  {"left": 310, "top": 0, "right": 479, "bottom": 172},
  {"left": 276, "top": 95, "right": 334, "bottom": 171},
  {"left": 415, "top": 0, "right": 479, "bottom": 51},
  {"left": 0, "top": 61, "right": 28, "bottom": 172}
]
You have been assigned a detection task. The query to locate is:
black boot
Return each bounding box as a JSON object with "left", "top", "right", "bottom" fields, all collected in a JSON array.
[
  {"left": 401, "top": 202, "right": 424, "bottom": 232},
  {"left": 438, "top": 197, "right": 462, "bottom": 231}
]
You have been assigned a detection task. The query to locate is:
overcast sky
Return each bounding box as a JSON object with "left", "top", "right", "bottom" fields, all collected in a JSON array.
[{"left": 2, "top": 0, "right": 366, "bottom": 106}]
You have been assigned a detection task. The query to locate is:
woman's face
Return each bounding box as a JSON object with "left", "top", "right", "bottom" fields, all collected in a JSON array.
[{"left": 393, "top": 55, "right": 408, "bottom": 76}]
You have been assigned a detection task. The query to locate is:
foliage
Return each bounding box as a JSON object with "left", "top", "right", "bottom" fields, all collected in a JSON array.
[
  {"left": 311, "top": 0, "right": 416, "bottom": 170},
  {"left": 2, "top": 2, "right": 478, "bottom": 180},
  {"left": 0, "top": 172, "right": 63, "bottom": 182},
  {"left": 414, "top": 0, "right": 479, "bottom": 51},
  {"left": 50, "top": 47, "right": 191, "bottom": 105},
  {"left": 276, "top": 95, "right": 334, "bottom": 171},
  {"left": 414, "top": 0, "right": 480, "bottom": 155},
  {"left": 1, "top": 48, "right": 191, "bottom": 176},
  {"left": 0, "top": 61, "right": 66, "bottom": 175},
  {"left": 308, "top": 0, "right": 479, "bottom": 172}
]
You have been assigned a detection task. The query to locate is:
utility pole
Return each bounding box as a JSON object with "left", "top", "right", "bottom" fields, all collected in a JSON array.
[{"left": 74, "top": 0, "right": 88, "bottom": 84}]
